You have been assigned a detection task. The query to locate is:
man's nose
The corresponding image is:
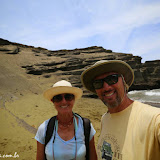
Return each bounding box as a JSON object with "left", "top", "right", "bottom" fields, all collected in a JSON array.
[{"left": 102, "top": 81, "right": 110, "bottom": 89}]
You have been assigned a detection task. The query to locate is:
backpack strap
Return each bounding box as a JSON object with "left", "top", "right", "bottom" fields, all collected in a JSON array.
[
  {"left": 44, "top": 116, "right": 56, "bottom": 160},
  {"left": 74, "top": 113, "right": 91, "bottom": 160},
  {"left": 83, "top": 117, "right": 91, "bottom": 160}
]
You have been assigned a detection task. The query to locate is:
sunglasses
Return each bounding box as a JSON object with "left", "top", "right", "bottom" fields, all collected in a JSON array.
[
  {"left": 51, "top": 94, "right": 75, "bottom": 103},
  {"left": 93, "top": 74, "right": 120, "bottom": 89}
]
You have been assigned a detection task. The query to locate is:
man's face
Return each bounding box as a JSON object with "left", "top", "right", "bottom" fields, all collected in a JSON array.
[{"left": 94, "top": 72, "right": 125, "bottom": 108}]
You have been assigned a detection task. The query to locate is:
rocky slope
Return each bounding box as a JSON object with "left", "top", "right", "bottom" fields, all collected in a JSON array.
[{"left": 0, "top": 38, "right": 160, "bottom": 98}]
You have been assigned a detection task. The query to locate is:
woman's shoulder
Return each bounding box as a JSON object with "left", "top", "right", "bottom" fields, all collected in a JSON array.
[
  {"left": 74, "top": 113, "right": 90, "bottom": 121},
  {"left": 74, "top": 113, "right": 95, "bottom": 130},
  {"left": 37, "top": 118, "right": 51, "bottom": 132}
]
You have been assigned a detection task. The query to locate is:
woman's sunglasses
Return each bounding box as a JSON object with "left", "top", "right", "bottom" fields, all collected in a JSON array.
[
  {"left": 93, "top": 74, "right": 120, "bottom": 89},
  {"left": 51, "top": 94, "right": 75, "bottom": 103}
]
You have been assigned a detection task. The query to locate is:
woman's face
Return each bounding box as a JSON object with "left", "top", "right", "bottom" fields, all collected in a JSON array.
[{"left": 52, "top": 93, "right": 75, "bottom": 114}]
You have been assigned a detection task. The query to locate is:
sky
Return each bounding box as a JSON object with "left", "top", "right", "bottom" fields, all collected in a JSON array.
[{"left": 1, "top": 0, "right": 160, "bottom": 62}]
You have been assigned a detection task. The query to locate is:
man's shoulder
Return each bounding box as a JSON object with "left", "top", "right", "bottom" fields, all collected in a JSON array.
[
  {"left": 133, "top": 101, "right": 160, "bottom": 118},
  {"left": 134, "top": 100, "right": 160, "bottom": 110}
]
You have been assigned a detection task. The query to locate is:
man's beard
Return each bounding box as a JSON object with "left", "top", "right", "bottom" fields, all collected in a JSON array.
[{"left": 101, "top": 93, "right": 122, "bottom": 108}]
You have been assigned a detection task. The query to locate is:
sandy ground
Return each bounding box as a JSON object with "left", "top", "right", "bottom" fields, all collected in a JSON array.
[
  {"left": 1, "top": 47, "right": 160, "bottom": 160},
  {"left": 0, "top": 47, "right": 108, "bottom": 159},
  {"left": 0, "top": 93, "right": 107, "bottom": 160},
  {"left": 1, "top": 92, "right": 160, "bottom": 160}
]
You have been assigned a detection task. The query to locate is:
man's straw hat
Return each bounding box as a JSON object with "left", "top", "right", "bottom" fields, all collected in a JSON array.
[
  {"left": 81, "top": 60, "right": 134, "bottom": 94},
  {"left": 44, "top": 80, "right": 83, "bottom": 101}
]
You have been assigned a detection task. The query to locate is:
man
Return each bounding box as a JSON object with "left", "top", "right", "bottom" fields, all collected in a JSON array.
[{"left": 81, "top": 60, "right": 160, "bottom": 160}]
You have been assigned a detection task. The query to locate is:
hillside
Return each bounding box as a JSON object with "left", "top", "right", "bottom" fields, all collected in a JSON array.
[
  {"left": 0, "top": 38, "right": 160, "bottom": 159},
  {"left": 0, "top": 38, "right": 160, "bottom": 99}
]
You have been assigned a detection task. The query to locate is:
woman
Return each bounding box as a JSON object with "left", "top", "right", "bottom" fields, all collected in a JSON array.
[{"left": 35, "top": 80, "right": 97, "bottom": 160}]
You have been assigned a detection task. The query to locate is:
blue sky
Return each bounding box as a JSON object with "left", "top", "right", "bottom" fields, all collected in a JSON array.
[{"left": 1, "top": 0, "right": 160, "bottom": 62}]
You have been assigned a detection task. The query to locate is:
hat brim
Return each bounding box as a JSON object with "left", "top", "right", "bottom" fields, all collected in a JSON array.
[
  {"left": 43, "top": 86, "right": 83, "bottom": 102},
  {"left": 81, "top": 60, "right": 134, "bottom": 94}
]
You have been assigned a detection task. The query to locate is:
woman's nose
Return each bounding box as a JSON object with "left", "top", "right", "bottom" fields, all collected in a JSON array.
[{"left": 61, "top": 96, "right": 67, "bottom": 104}]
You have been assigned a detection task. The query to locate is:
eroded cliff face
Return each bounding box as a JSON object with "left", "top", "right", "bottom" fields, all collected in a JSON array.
[{"left": 0, "top": 38, "right": 160, "bottom": 97}]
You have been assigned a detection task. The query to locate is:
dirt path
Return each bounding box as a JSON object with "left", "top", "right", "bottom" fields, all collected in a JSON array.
[{"left": 1, "top": 93, "right": 37, "bottom": 135}]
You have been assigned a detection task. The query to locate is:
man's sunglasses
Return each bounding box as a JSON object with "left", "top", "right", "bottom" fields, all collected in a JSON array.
[
  {"left": 51, "top": 94, "right": 75, "bottom": 103},
  {"left": 93, "top": 74, "right": 120, "bottom": 89}
]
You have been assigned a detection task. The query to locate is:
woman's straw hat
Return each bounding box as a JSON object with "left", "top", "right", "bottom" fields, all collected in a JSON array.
[
  {"left": 81, "top": 60, "right": 134, "bottom": 94},
  {"left": 44, "top": 80, "right": 83, "bottom": 101}
]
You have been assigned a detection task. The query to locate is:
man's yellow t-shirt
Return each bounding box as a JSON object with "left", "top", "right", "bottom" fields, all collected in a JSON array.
[{"left": 97, "top": 101, "right": 160, "bottom": 160}]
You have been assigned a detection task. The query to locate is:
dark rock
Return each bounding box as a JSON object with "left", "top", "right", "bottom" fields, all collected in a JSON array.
[
  {"left": 0, "top": 45, "right": 19, "bottom": 54},
  {"left": 0, "top": 38, "right": 11, "bottom": 45},
  {"left": 0, "top": 38, "right": 159, "bottom": 97}
]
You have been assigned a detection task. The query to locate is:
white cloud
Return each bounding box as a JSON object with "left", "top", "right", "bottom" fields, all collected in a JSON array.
[
  {"left": 1, "top": 0, "right": 160, "bottom": 61},
  {"left": 45, "top": 2, "right": 160, "bottom": 45},
  {"left": 129, "top": 32, "right": 160, "bottom": 55}
]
